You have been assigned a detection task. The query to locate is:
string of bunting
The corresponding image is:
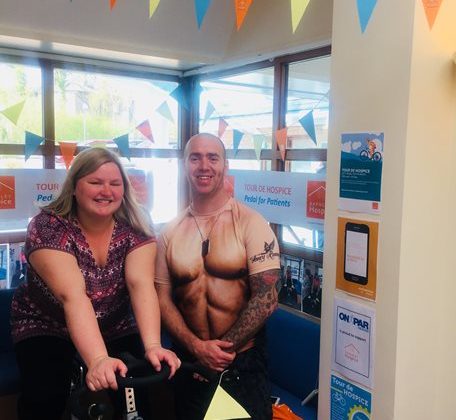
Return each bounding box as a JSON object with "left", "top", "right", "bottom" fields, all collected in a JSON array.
[
  {"left": 100, "top": 0, "right": 314, "bottom": 33},
  {"left": 92, "top": 0, "right": 441, "bottom": 37},
  {"left": 0, "top": 83, "right": 187, "bottom": 167}
]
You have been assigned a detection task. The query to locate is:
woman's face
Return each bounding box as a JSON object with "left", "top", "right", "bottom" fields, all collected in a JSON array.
[{"left": 74, "top": 162, "right": 125, "bottom": 220}]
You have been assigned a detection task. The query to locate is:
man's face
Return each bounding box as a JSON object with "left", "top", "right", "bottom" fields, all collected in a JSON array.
[{"left": 185, "top": 135, "right": 227, "bottom": 198}]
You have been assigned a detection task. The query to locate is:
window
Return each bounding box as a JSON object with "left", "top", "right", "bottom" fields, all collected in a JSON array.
[{"left": 199, "top": 67, "right": 274, "bottom": 170}]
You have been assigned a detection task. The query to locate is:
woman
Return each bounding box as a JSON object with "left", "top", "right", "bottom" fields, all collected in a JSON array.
[{"left": 11, "top": 148, "right": 180, "bottom": 420}]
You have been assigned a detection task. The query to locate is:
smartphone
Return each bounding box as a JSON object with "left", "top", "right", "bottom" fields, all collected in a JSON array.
[{"left": 344, "top": 222, "right": 369, "bottom": 285}]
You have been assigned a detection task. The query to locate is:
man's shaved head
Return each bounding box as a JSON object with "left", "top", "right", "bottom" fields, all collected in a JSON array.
[{"left": 184, "top": 133, "right": 226, "bottom": 160}]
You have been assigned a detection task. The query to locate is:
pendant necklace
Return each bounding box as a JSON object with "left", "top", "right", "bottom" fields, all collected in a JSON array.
[{"left": 192, "top": 211, "right": 222, "bottom": 257}]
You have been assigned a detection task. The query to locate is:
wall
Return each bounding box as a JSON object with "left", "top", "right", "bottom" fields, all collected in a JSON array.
[{"left": 321, "top": 0, "right": 456, "bottom": 418}]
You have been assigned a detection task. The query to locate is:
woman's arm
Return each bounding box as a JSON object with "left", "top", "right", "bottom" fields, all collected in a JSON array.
[
  {"left": 125, "top": 243, "right": 180, "bottom": 377},
  {"left": 29, "top": 249, "right": 127, "bottom": 391}
]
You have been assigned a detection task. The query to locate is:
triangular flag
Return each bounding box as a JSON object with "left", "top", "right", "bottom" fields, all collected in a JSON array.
[
  {"left": 156, "top": 101, "right": 175, "bottom": 124},
  {"left": 291, "top": 0, "right": 310, "bottom": 33},
  {"left": 299, "top": 110, "right": 317, "bottom": 145},
  {"left": 275, "top": 128, "right": 287, "bottom": 161},
  {"left": 204, "top": 385, "right": 251, "bottom": 420},
  {"left": 233, "top": 129, "right": 244, "bottom": 155},
  {"left": 356, "top": 0, "right": 377, "bottom": 33},
  {"left": 1, "top": 100, "right": 26, "bottom": 125},
  {"left": 194, "top": 0, "right": 212, "bottom": 29},
  {"left": 25, "top": 131, "right": 45, "bottom": 161},
  {"left": 113, "top": 134, "right": 131, "bottom": 160},
  {"left": 235, "top": 0, "right": 253, "bottom": 30},
  {"left": 170, "top": 84, "right": 189, "bottom": 110},
  {"left": 203, "top": 101, "right": 216, "bottom": 126},
  {"left": 110, "top": 0, "right": 116, "bottom": 10},
  {"left": 136, "top": 120, "right": 154, "bottom": 143},
  {"left": 218, "top": 118, "right": 228, "bottom": 138},
  {"left": 253, "top": 134, "right": 265, "bottom": 160},
  {"left": 59, "top": 142, "right": 78, "bottom": 169},
  {"left": 422, "top": 0, "right": 443, "bottom": 29},
  {"left": 149, "top": 0, "right": 160, "bottom": 18}
]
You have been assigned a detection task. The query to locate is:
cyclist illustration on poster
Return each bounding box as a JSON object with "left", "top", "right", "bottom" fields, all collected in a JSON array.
[{"left": 339, "top": 132, "right": 384, "bottom": 214}]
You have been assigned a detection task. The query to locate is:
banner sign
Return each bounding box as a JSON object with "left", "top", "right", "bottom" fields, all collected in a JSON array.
[
  {"left": 0, "top": 169, "right": 151, "bottom": 232},
  {"left": 229, "top": 169, "right": 325, "bottom": 228},
  {"left": 332, "top": 297, "right": 375, "bottom": 389},
  {"left": 331, "top": 374, "right": 371, "bottom": 420}
]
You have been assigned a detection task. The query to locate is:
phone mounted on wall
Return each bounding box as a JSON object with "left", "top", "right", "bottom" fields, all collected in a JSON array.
[{"left": 344, "top": 222, "right": 369, "bottom": 285}]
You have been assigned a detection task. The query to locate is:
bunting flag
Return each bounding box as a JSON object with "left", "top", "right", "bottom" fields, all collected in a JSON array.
[
  {"left": 356, "top": 0, "right": 377, "bottom": 33},
  {"left": 299, "top": 110, "right": 317, "bottom": 145},
  {"left": 149, "top": 0, "right": 160, "bottom": 18},
  {"left": 275, "top": 127, "right": 287, "bottom": 161},
  {"left": 218, "top": 118, "right": 228, "bottom": 138},
  {"left": 235, "top": 0, "right": 253, "bottom": 30},
  {"left": 203, "top": 385, "right": 251, "bottom": 420},
  {"left": 170, "top": 84, "right": 189, "bottom": 110},
  {"left": 422, "top": 0, "right": 443, "bottom": 29},
  {"left": 110, "top": 0, "right": 116, "bottom": 10},
  {"left": 195, "top": 0, "right": 212, "bottom": 29},
  {"left": 233, "top": 129, "right": 244, "bottom": 154},
  {"left": 25, "top": 131, "right": 45, "bottom": 161},
  {"left": 156, "top": 101, "right": 175, "bottom": 124},
  {"left": 59, "top": 142, "right": 78, "bottom": 169},
  {"left": 253, "top": 134, "right": 265, "bottom": 160},
  {"left": 136, "top": 120, "right": 154, "bottom": 143},
  {"left": 113, "top": 134, "right": 131, "bottom": 160},
  {"left": 291, "top": 0, "right": 311, "bottom": 33},
  {"left": 1, "top": 100, "right": 26, "bottom": 125},
  {"left": 202, "top": 101, "right": 216, "bottom": 126}
]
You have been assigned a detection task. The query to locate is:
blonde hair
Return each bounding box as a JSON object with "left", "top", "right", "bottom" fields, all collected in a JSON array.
[{"left": 44, "top": 148, "right": 154, "bottom": 237}]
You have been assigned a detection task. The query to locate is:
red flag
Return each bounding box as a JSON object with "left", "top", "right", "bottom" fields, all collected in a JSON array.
[
  {"left": 110, "top": 0, "right": 116, "bottom": 10},
  {"left": 136, "top": 120, "right": 154, "bottom": 143},
  {"left": 218, "top": 118, "right": 228, "bottom": 138}
]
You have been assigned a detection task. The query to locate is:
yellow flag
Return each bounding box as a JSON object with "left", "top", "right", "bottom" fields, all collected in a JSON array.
[
  {"left": 1, "top": 100, "right": 26, "bottom": 125},
  {"left": 204, "top": 385, "right": 251, "bottom": 420},
  {"left": 291, "top": 0, "right": 311, "bottom": 33},
  {"left": 150, "top": 0, "right": 160, "bottom": 18}
]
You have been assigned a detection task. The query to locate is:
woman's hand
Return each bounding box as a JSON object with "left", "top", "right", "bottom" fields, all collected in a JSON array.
[
  {"left": 144, "top": 346, "right": 181, "bottom": 378},
  {"left": 86, "top": 355, "right": 127, "bottom": 391}
]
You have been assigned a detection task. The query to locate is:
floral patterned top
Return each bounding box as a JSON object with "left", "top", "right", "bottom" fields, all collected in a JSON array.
[{"left": 11, "top": 211, "right": 155, "bottom": 344}]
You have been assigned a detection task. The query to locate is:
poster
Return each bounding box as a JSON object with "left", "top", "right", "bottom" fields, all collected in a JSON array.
[
  {"left": 331, "top": 374, "right": 371, "bottom": 420},
  {"left": 339, "top": 132, "right": 384, "bottom": 214},
  {"left": 332, "top": 297, "right": 375, "bottom": 389},
  {"left": 0, "top": 169, "right": 152, "bottom": 232},
  {"left": 336, "top": 217, "right": 378, "bottom": 301},
  {"left": 229, "top": 169, "right": 325, "bottom": 228}
]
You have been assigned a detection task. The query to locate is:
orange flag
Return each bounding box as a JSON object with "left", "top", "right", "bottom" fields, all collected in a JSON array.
[
  {"left": 110, "top": 0, "right": 116, "bottom": 10},
  {"left": 218, "top": 118, "right": 228, "bottom": 138},
  {"left": 235, "top": 0, "right": 253, "bottom": 30},
  {"left": 422, "top": 0, "right": 443, "bottom": 29},
  {"left": 275, "top": 128, "right": 287, "bottom": 161},
  {"left": 59, "top": 142, "right": 78, "bottom": 169}
]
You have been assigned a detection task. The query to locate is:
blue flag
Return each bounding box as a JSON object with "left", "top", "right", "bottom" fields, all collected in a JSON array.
[
  {"left": 299, "top": 111, "right": 317, "bottom": 145},
  {"left": 233, "top": 129, "right": 244, "bottom": 155},
  {"left": 25, "top": 131, "right": 45, "bottom": 161},
  {"left": 113, "top": 134, "right": 131, "bottom": 160},
  {"left": 357, "top": 0, "right": 377, "bottom": 33},
  {"left": 194, "top": 0, "right": 212, "bottom": 29}
]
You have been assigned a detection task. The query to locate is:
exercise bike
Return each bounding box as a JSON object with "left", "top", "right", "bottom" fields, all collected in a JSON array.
[{"left": 69, "top": 352, "right": 214, "bottom": 420}]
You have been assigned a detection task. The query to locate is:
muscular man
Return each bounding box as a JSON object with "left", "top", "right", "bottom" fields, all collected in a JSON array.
[{"left": 155, "top": 133, "right": 280, "bottom": 420}]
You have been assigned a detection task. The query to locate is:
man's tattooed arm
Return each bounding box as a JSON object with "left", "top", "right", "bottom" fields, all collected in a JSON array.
[{"left": 221, "top": 269, "right": 279, "bottom": 350}]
